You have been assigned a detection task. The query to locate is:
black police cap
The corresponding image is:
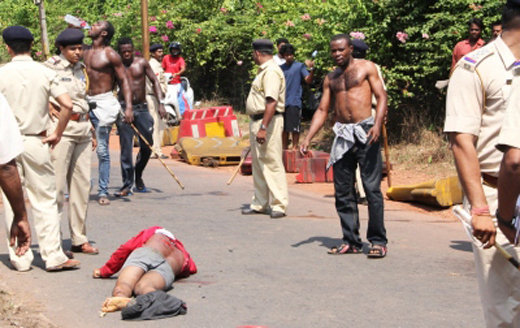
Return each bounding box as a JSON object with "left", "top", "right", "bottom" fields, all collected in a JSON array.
[
  {"left": 507, "top": 0, "right": 520, "bottom": 8},
  {"left": 150, "top": 44, "right": 163, "bottom": 52},
  {"left": 252, "top": 39, "right": 273, "bottom": 51},
  {"left": 55, "top": 28, "right": 84, "bottom": 46},
  {"left": 2, "top": 26, "right": 34, "bottom": 44},
  {"left": 351, "top": 39, "right": 369, "bottom": 53}
]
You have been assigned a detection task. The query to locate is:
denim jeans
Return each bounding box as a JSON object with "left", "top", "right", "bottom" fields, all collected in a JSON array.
[
  {"left": 332, "top": 125, "right": 387, "bottom": 248},
  {"left": 116, "top": 104, "right": 154, "bottom": 191},
  {"left": 90, "top": 111, "right": 112, "bottom": 197}
]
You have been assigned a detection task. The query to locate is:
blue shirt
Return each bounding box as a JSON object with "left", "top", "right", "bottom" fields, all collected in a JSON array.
[{"left": 280, "top": 61, "right": 309, "bottom": 108}]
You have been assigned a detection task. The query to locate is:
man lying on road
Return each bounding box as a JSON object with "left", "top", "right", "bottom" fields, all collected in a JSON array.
[{"left": 93, "top": 226, "right": 197, "bottom": 313}]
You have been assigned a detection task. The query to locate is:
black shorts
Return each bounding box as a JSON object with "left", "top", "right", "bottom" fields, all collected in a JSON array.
[{"left": 283, "top": 106, "right": 301, "bottom": 133}]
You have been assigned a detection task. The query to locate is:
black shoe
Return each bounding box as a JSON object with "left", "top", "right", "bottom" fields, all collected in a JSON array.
[
  {"left": 270, "top": 211, "right": 286, "bottom": 219},
  {"left": 358, "top": 197, "right": 368, "bottom": 205},
  {"left": 242, "top": 208, "right": 266, "bottom": 215}
]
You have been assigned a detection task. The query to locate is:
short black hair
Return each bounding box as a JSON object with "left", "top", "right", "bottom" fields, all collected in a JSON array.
[
  {"left": 276, "top": 38, "right": 289, "bottom": 46},
  {"left": 279, "top": 44, "right": 295, "bottom": 56},
  {"left": 117, "top": 37, "right": 133, "bottom": 51},
  {"left": 7, "top": 41, "right": 31, "bottom": 54},
  {"left": 502, "top": 5, "right": 520, "bottom": 30},
  {"left": 492, "top": 20, "right": 502, "bottom": 28},
  {"left": 468, "top": 17, "right": 484, "bottom": 31},
  {"left": 102, "top": 21, "right": 115, "bottom": 45},
  {"left": 331, "top": 34, "right": 352, "bottom": 46}
]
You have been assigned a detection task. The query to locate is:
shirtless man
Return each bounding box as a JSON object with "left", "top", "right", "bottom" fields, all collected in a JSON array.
[
  {"left": 114, "top": 37, "right": 166, "bottom": 195},
  {"left": 300, "top": 34, "right": 388, "bottom": 258},
  {"left": 83, "top": 21, "right": 133, "bottom": 205},
  {"left": 93, "top": 226, "right": 197, "bottom": 312}
]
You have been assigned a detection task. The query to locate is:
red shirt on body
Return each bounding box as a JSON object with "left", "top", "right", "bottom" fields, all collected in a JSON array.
[
  {"left": 451, "top": 38, "right": 485, "bottom": 71},
  {"left": 161, "top": 55, "right": 185, "bottom": 84},
  {"left": 99, "top": 226, "right": 197, "bottom": 279}
]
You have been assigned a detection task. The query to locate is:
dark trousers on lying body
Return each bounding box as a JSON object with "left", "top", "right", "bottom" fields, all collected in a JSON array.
[
  {"left": 333, "top": 135, "right": 387, "bottom": 248},
  {"left": 116, "top": 103, "right": 154, "bottom": 191}
]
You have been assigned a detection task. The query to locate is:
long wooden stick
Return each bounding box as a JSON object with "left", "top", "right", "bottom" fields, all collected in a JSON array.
[
  {"left": 125, "top": 118, "right": 184, "bottom": 190},
  {"left": 382, "top": 124, "right": 392, "bottom": 187},
  {"left": 228, "top": 147, "right": 251, "bottom": 185}
]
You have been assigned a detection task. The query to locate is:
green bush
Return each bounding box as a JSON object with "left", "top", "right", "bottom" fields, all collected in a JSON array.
[{"left": 0, "top": 0, "right": 505, "bottom": 142}]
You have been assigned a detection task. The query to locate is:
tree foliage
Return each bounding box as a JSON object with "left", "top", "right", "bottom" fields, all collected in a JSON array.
[{"left": 0, "top": 0, "right": 506, "bottom": 141}]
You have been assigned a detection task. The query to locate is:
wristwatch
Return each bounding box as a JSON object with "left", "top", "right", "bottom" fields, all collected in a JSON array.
[
  {"left": 260, "top": 124, "right": 267, "bottom": 130},
  {"left": 159, "top": 99, "right": 165, "bottom": 105}
]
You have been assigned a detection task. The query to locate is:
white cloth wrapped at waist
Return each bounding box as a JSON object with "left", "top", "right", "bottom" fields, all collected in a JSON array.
[
  {"left": 155, "top": 228, "right": 176, "bottom": 241},
  {"left": 86, "top": 92, "right": 121, "bottom": 127},
  {"left": 327, "top": 116, "right": 375, "bottom": 169}
]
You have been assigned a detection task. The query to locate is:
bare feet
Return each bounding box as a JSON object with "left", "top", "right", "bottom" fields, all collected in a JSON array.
[
  {"left": 101, "top": 297, "right": 132, "bottom": 312},
  {"left": 98, "top": 195, "right": 110, "bottom": 205}
]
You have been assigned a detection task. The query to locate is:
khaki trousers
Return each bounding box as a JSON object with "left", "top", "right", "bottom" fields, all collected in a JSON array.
[
  {"left": 249, "top": 115, "right": 289, "bottom": 213},
  {"left": 464, "top": 183, "right": 520, "bottom": 327},
  {"left": 51, "top": 133, "right": 91, "bottom": 246},
  {"left": 2, "top": 136, "right": 68, "bottom": 270},
  {"left": 146, "top": 94, "right": 165, "bottom": 156}
]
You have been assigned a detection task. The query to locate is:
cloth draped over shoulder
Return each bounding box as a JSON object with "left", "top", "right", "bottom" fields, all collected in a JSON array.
[{"left": 328, "top": 117, "right": 374, "bottom": 169}]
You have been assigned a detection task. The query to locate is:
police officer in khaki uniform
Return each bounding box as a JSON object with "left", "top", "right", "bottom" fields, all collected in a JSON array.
[
  {"left": 147, "top": 44, "right": 168, "bottom": 159},
  {"left": 242, "top": 39, "right": 288, "bottom": 219},
  {"left": 0, "top": 26, "right": 80, "bottom": 271},
  {"left": 444, "top": 1, "right": 520, "bottom": 325},
  {"left": 45, "top": 29, "right": 99, "bottom": 255}
]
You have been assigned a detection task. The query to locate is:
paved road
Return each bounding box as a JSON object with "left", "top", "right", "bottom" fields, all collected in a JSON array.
[{"left": 0, "top": 150, "right": 483, "bottom": 327}]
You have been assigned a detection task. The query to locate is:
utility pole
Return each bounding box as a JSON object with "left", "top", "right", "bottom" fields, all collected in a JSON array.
[
  {"left": 141, "top": 0, "right": 150, "bottom": 60},
  {"left": 34, "top": 0, "right": 50, "bottom": 59}
]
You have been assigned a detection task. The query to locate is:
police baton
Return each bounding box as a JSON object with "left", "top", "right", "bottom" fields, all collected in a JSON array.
[
  {"left": 120, "top": 109, "right": 184, "bottom": 190},
  {"left": 228, "top": 147, "right": 251, "bottom": 185}
]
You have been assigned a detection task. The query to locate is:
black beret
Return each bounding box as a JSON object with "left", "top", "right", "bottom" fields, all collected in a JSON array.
[
  {"left": 55, "top": 28, "right": 84, "bottom": 46},
  {"left": 351, "top": 39, "right": 369, "bottom": 53},
  {"left": 252, "top": 39, "right": 273, "bottom": 51},
  {"left": 507, "top": 0, "right": 520, "bottom": 8},
  {"left": 150, "top": 44, "right": 163, "bottom": 52},
  {"left": 2, "top": 26, "right": 34, "bottom": 44}
]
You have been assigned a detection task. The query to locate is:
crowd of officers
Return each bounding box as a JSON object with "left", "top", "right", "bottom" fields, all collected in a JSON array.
[{"left": 3, "top": 1, "right": 520, "bottom": 325}]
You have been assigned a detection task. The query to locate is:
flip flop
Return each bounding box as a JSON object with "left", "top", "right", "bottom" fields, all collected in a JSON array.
[
  {"left": 98, "top": 195, "right": 110, "bottom": 205},
  {"left": 328, "top": 244, "right": 363, "bottom": 255},
  {"left": 367, "top": 245, "right": 388, "bottom": 259}
]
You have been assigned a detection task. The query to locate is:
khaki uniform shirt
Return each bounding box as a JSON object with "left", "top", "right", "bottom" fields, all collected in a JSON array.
[
  {"left": 497, "top": 75, "right": 520, "bottom": 151},
  {"left": 44, "top": 55, "right": 90, "bottom": 137},
  {"left": 0, "top": 55, "right": 67, "bottom": 135},
  {"left": 444, "top": 36, "right": 517, "bottom": 176},
  {"left": 246, "top": 59, "right": 286, "bottom": 115},
  {"left": 146, "top": 57, "right": 167, "bottom": 95},
  {"left": 0, "top": 92, "right": 23, "bottom": 164}
]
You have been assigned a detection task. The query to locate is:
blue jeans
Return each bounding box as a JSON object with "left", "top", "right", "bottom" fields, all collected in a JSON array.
[
  {"left": 116, "top": 103, "right": 154, "bottom": 191},
  {"left": 90, "top": 111, "right": 112, "bottom": 197}
]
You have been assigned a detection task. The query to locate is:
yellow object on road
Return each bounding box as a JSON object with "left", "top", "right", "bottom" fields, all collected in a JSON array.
[
  {"left": 176, "top": 137, "right": 248, "bottom": 166},
  {"left": 386, "top": 176, "right": 463, "bottom": 208}
]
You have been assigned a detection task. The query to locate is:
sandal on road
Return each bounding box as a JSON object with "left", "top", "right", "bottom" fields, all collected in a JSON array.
[
  {"left": 98, "top": 195, "right": 110, "bottom": 206},
  {"left": 367, "top": 245, "right": 388, "bottom": 259},
  {"left": 114, "top": 189, "right": 133, "bottom": 197},
  {"left": 328, "top": 244, "right": 363, "bottom": 255}
]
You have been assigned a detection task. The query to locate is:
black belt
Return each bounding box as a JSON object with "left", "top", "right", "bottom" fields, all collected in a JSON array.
[
  {"left": 482, "top": 173, "right": 498, "bottom": 189},
  {"left": 120, "top": 102, "right": 149, "bottom": 112},
  {"left": 250, "top": 111, "right": 282, "bottom": 121}
]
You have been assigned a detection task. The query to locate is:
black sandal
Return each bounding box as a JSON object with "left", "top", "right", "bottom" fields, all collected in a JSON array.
[
  {"left": 328, "top": 244, "right": 363, "bottom": 255},
  {"left": 367, "top": 245, "right": 388, "bottom": 259}
]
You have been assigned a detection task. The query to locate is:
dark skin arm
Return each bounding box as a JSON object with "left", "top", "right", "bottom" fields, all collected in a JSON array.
[
  {"left": 365, "top": 62, "right": 387, "bottom": 145},
  {"left": 497, "top": 147, "right": 520, "bottom": 244},
  {"left": 108, "top": 48, "right": 133, "bottom": 123},
  {"left": 256, "top": 97, "right": 277, "bottom": 144},
  {"left": 449, "top": 132, "right": 495, "bottom": 248},
  {"left": 304, "top": 60, "right": 315, "bottom": 85},
  {"left": 171, "top": 63, "right": 186, "bottom": 79},
  {"left": 0, "top": 160, "right": 31, "bottom": 256},
  {"left": 43, "top": 93, "right": 73, "bottom": 149},
  {"left": 144, "top": 61, "right": 167, "bottom": 119},
  {"left": 300, "top": 76, "right": 332, "bottom": 154}
]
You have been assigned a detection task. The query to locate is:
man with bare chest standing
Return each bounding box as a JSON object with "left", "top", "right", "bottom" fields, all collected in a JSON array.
[
  {"left": 115, "top": 38, "right": 166, "bottom": 195},
  {"left": 83, "top": 21, "right": 133, "bottom": 205},
  {"left": 301, "top": 34, "right": 388, "bottom": 257}
]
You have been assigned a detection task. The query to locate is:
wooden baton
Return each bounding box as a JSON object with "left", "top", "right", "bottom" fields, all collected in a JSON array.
[{"left": 228, "top": 147, "right": 251, "bottom": 185}]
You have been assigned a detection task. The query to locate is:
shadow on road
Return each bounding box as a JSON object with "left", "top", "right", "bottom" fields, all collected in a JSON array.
[
  {"left": 291, "top": 236, "right": 343, "bottom": 249},
  {"left": 450, "top": 240, "right": 473, "bottom": 252}
]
